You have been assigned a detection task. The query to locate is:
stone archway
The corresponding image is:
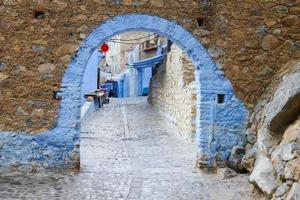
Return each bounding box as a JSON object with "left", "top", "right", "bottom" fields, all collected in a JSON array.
[{"left": 0, "top": 14, "right": 248, "bottom": 172}]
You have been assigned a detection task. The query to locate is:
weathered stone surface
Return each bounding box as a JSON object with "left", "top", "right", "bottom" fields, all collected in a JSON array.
[
  {"left": 38, "top": 63, "right": 56, "bottom": 74},
  {"left": 231, "top": 146, "right": 245, "bottom": 156},
  {"left": 228, "top": 146, "right": 246, "bottom": 172},
  {"left": 228, "top": 154, "right": 244, "bottom": 172},
  {"left": 274, "top": 183, "right": 290, "bottom": 198},
  {"left": 32, "top": 40, "right": 48, "bottom": 46},
  {"left": 286, "top": 182, "right": 300, "bottom": 200},
  {"left": 261, "top": 35, "right": 280, "bottom": 51},
  {"left": 59, "top": 55, "right": 72, "bottom": 64},
  {"left": 264, "top": 18, "right": 276, "bottom": 27},
  {"left": 290, "top": 7, "right": 300, "bottom": 15},
  {"left": 0, "top": 63, "right": 6, "bottom": 70},
  {"left": 286, "top": 180, "right": 293, "bottom": 186},
  {"left": 282, "top": 15, "right": 300, "bottom": 27},
  {"left": 12, "top": 65, "right": 26, "bottom": 75},
  {"left": 283, "top": 118, "right": 300, "bottom": 143},
  {"left": 31, "top": 109, "right": 44, "bottom": 117},
  {"left": 247, "top": 134, "right": 257, "bottom": 145},
  {"left": 217, "top": 168, "right": 238, "bottom": 180},
  {"left": 3, "top": 0, "right": 17, "bottom": 6},
  {"left": 208, "top": 46, "right": 224, "bottom": 59},
  {"left": 0, "top": 72, "right": 9, "bottom": 82},
  {"left": 266, "top": 69, "right": 300, "bottom": 133},
  {"left": 257, "top": 127, "right": 273, "bottom": 155},
  {"left": 247, "top": 62, "right": 300, "bottom": 199},
  {"left": 32, "top": 45, "right": 46, "bottom": 53},
  {"left": 150, "top": 0, "right": 164, "bottom": 7},
  {"left": 55, "top": 44, "right": 78, "bottom": 56},
  {"left": 241, "top": 147, "right": 256, "bottom": 172},
  {"left": 284, "top": 157, "right": 300, "bottom": 181},
  {"left": 249, "top": 155, "right": 278, "bottom": 195},
  {"left": 280, "top": 143, "right": 297, "bottom": 161},
  {"left": 79, "top": 33, "right": 86, "bottom": 39},
  {"left": 17, "top": 106, "right": 29, "bottom": 116}
]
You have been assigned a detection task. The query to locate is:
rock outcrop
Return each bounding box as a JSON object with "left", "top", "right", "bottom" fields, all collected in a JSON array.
[{"left": 244, "top": 60, "right": 300, "bottom": 199}]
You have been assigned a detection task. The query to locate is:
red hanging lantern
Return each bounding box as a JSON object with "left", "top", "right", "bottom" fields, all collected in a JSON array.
[{"left": 99, "top": 43, "right": 109, "bottom": 53}]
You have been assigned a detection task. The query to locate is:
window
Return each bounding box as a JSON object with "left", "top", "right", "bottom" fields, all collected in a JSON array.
[
  {"left": 34, "top": 10, "right": 45, "bottom": 20},
  {"left": 196, "top": 17, "right": 204, "bottom": 27},
  {"left": 217, "top": 94, "right": 225, "bottom": 104}
]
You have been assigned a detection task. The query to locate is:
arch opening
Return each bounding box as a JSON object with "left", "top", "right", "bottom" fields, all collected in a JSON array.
[{"left": 68, "top": 14, "right": 249, "bottom": 168}]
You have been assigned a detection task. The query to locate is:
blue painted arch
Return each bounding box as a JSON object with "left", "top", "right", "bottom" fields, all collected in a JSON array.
[
  {"left": 0, "top": 14, "right": 248, "bottom": 172},
  {"left": 62, "top": 14, "right": 248, "bottom": 166}
]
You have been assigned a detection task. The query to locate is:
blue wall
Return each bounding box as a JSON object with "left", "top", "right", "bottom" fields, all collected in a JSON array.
[
  {"left": 142, "top": 67, "right": 152, "bottom": 95},
  {"left": 136, "top": 67, "right": 152, "bottom": 96},
  {"left": 123, "top": 70, "right": 130, "bottom": 97},
  {"left": 81, "top": 50, "right": 101, "bottom": 105}
]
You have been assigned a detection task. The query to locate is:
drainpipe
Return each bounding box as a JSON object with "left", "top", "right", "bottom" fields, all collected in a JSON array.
[
  {"left": 97, "top": 67, "right": 100, "bottom": 90},
  {"left": 97, "top": 52, "right": 102, "bottom": 108}
]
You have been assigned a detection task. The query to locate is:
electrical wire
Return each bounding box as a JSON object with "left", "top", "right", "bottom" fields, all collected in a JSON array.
[
  {"left": 265, "top": 30, "right": 300, "bottom": 48},
  {"left": 103, "top": 43, "right": 162, "bottom": 60},
  {"left": 107, "top": 35, "right": 159, "bottom": 45},
  {"left": 101, "top": 39, "right": 166, "bottom": 68},
  {"left": 109, "top": 34, "right": 156, "bottom": 42}
]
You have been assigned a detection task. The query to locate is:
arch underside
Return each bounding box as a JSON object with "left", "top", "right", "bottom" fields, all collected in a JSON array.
[{"left": 0, "top": 14, "right": 248, "bottom": 172}]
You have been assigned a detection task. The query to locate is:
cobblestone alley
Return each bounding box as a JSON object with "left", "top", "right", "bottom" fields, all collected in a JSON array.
[{"left": 0, "top": 98, "right": 251, "bottom": 200}]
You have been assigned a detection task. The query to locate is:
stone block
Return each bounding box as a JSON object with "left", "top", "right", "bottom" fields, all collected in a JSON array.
[
  {"left": 274, "top": 183, "right": 290, "bottom": 198},
  {"left": 217, "top": 167, "right": 238, "bottom": 180},
  {"left": 283, "top": 157, "right": 300, "bottom": 181},
  {"left": 261, "top": 35, "right": 280, "bottom": 51},
  {"left": 249, "top": 155, "right": 278, "bottom": 196},
  {"left": 286, "top": 182, "right": 300, "bottom": 200},
  {"left": 38, "top": 63, "right": 56, "bottom": 74}
]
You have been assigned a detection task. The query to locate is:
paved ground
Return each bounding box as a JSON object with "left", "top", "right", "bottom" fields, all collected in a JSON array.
[{"left": 0, "top": 98, "right": 252, "bottom": 200}]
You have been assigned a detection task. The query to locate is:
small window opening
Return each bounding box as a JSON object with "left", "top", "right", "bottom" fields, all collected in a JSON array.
[
  {"left": 34, "top": 10, "right": 45, "bottom": 20},
  {"left": 217, "top": 94, "right": 225, "bottom": 104},
  {"left": 197, "top": 17, "right": 204, "bottom": 27}
]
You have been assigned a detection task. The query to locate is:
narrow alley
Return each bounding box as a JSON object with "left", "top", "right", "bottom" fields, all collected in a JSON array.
[{"left": 0, "top": 98, "right": 251, "bottom": 200}]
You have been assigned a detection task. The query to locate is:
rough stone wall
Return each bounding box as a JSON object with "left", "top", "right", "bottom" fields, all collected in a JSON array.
[
  {"left": 209, "top": 0, "right": 300, "bottom": 108},
  {"left": 149, "top": 45, "right": 196, "bottom": 141},
  {"left": 241, "top": 60, "right": 300, "bottom": 198},
  {"left": 0, "top": 0, "right": 299, "bottom": 132}
]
